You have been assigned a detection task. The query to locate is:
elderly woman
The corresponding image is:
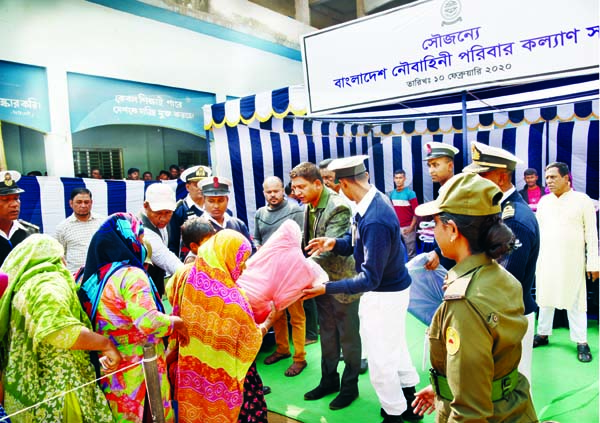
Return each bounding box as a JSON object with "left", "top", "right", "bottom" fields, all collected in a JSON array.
[
  {"left": 0, "top": 234, "right": 118, "bottom": 422},
  {"left": 168, "top": 229, "right": 274, "bottom": 423},
  {"left": 78, "top": 213, "right": 188, "bottom": 423},
  {"left": 411, "top": 173, "right": 537, "bottom": 422}
]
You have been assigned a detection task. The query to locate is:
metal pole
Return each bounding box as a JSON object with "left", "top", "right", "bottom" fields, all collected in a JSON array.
[
  {"left": 143, "top": 343, "right": 166, "bottom": 423},
  {"left": 461, "top": 91, "right": 468, "bottom": 165},
  {"left": 0, "top": 122, "right": 8, "bottom": 171},
  {"left": 205, "top": 129, "right": 212, "bottom": 168}
]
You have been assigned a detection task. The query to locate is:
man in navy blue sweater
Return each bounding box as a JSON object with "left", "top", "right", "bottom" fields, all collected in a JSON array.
[
  {"left": 463, "top": 141, "right": 540, "bottom": 382},
  {"left": 303, "top": 156, "right": 420, "bottom": 423}
]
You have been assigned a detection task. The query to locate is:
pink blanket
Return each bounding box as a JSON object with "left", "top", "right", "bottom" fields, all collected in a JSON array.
[{"left": 237, "top": 220, "right": 328, "bottom": 323}]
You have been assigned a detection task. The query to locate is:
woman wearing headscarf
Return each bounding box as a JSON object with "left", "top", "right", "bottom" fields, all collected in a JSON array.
[
  {"left": 411, "top": 173, "right": 537, "bottom": 422},
  {"left": 0, "top": 234, "right": 118, "bottom": 422},
  {"left": 168, "top": 229, "right": 273, "bottom": 423},
  {"left": 78, "top": 213, "right": 188, "bottom": 423}
]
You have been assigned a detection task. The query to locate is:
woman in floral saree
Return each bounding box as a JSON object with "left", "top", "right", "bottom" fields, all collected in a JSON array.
[
  {"left": 78, "top": 213, "right": 188, "bottom": 423},
  {"left": 168, "top": 229, "right": 272, "bottom": 423},
  {"left": 0, "top": 234, "right": 118, "bottom": 423}
]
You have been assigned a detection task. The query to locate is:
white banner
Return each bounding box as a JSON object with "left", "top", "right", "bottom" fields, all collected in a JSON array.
[{"left": 301, "top": 0, "right": 599, "bottom": 114}]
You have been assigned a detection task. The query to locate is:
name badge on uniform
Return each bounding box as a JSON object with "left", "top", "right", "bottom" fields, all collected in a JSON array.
[{"left": 351, "top": 220, "right": 357, "bottom": 247}]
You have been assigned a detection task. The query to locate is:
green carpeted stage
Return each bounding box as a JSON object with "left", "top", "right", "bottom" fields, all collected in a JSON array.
[{"left": 257, "top": 315, "right": 599, "bottom": 423}]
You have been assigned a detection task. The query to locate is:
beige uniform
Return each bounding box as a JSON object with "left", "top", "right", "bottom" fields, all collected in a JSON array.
[{"left": 429, "top": 253, "right": 538, "bottom": 422}]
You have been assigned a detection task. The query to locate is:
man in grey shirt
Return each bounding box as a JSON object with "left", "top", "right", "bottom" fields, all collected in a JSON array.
[{"left": 254, "top": 176, "right": 307, "bottom": 377}]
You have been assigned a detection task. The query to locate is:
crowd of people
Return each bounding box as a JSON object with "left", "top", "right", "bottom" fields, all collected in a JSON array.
[
  {"left": 0, "top": 142, "right": 597, "bottom": 423},
  {"left": 70, "top": 164, "right": 185, "bottom": 181}
]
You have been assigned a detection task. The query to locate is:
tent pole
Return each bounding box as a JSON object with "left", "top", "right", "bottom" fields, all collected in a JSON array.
[
  {"left": 205, "top": 129, "right": 212, "bottom": 168},
  {"left": 461, "top": 91, "right": 468, "bottom": 164}
]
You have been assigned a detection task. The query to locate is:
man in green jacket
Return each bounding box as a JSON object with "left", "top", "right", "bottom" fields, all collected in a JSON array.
[{"left": 290, "top": 162, "right": 362, "bottom": 411}]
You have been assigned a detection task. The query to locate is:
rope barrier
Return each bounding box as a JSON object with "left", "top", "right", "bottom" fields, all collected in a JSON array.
[{"left": 0, "top": 359, "right": 144, "bottom": 422}]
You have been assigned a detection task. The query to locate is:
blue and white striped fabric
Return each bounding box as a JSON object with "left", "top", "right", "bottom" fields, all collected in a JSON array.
[
  {"left": 19, "top": 178, "right": 180, "bottom": 235},
  {"left": 209, "top": 99, "right": 598, "bottom": 235}
]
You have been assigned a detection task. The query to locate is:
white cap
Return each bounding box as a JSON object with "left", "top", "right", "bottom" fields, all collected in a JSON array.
[
  {"left": 144, "top": 183, "right": 176, "bottom": 211},
  {"left": 327, "top": 155, "right": 369, "bottom": 179},
  {"left": 180, "top": 165, "right": 212, "bottom": 183}
]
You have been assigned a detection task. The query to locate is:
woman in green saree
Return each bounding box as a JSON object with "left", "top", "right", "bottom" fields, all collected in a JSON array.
[{"left": 0, "top": 234, "right": 120, "bottom": 422}]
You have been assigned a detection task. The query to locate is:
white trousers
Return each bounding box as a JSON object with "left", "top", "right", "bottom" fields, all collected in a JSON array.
[
  {"left": 537, "top": 306, "right": 588, "bottom": 343},
  {"left": 518, "top": 312, "right": 535, "bottom": 383},
  {"left": 359, "top": 289, "right": 419, "bottom": 416}
]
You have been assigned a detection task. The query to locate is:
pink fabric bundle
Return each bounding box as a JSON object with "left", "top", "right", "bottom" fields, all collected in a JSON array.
[
  {"left": 237, "top": 220, "right": 328, "bottom": 323},
  {"left": 0, "top": 272, "right": 7, "bottom": 298}
]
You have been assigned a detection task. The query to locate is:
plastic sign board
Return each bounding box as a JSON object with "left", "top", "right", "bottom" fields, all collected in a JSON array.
[
  {"left": 301, "top": 0, "right": 599, "bottom": 114},
  {"left": 0, "top": 60, "right": 51, "bottom": 132},
  {"left": 68, "top": 73, "right": 215, "bottom": 135}
]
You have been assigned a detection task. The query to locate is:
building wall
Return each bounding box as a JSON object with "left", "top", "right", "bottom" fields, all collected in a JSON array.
[{"left": 0, "top": 0, "right": 307, "bottom": 98}]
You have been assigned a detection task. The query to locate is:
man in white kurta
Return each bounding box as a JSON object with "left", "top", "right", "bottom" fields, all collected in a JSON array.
[{"left": 533, "top": 162, "right": 599, "bottom": 363}]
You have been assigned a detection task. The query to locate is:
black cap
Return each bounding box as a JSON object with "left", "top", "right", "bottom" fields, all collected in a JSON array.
[{"left": 0, "top": 171, "right": 25, "bottom": 196}]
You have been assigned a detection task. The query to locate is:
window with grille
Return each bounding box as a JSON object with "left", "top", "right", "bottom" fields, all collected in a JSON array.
[{"left": 73, "top": 148, "right": 123, "bottom": 179}]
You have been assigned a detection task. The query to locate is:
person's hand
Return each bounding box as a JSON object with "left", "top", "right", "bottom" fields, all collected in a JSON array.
[
  {"left": 412, "top": 385, "right": 436, "bottom": 416},
  {"left": 587, "top": 271, "right": 599, "bottom": 282},
  {"left": 424, "top": 250, "right": 440, "bottom": 270},
  {"left": 302, "top": 284, "right": 326, "bottom": 300},
  {"left": 100, "top": 341, "right": 122, "bottom": 372},
  {"left": 401, "top": 227, "right": 410, "bottom": 236},
  {"left": 262, "top": 302, "right": 277, "bottom": 329},
  {"left": 305, "top": 237, "right": 336, "bottom": 257},
  {"left": 171, "top": 316, "right": 190, "bottom": 347}
]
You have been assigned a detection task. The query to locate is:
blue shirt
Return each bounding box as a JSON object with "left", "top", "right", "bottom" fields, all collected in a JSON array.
[{"left": 326, "top": 187, "right": 412, "bottom": 294}]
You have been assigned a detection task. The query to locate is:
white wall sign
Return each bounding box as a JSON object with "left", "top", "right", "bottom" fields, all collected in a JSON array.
[{"left": 301, "top": 0, "right": 599, "bottom": 114}]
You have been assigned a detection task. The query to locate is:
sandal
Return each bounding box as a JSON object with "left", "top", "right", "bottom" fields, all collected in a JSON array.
[
  {"left": 263, "top": 352, "right": 291, "bottom": 365},
  {"left": 577, "top": 343, "right": 592, "bottom": 362},
  {"left": 284, "top": 360, "right": 307, "bottom": 377}
]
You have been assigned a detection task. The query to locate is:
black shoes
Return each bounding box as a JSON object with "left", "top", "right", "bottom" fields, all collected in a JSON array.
[
  {"left": 577, "top": 343, "right": 592, "bottom": 362},
  {"left": 329, "top": 392, "right": 358, "bottom": 410},
  {"left": 533, "top": 334, "right": 549, "bottom": 348},
  {"left": 359, "top": 358, "right": 368, "bottom": 374},
  {"left": 381, "top": 414, "right": 404, "bottom": 423},
  {"left": 304, "top": 384, "right": 340, "bottom": 401},
  {"left": 263, "top": 386, "right": 272, "bottom": 395},
  {"left": 401, "top": 387, "right": 423, "bottom": 421},
  {"left": 379, "top": 387, "right": 422, "bottom": 422}
]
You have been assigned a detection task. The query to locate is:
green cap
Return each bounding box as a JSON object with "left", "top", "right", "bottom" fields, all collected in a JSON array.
[{"left": 415, "top": 173, "right": 502, "bottom": 217}]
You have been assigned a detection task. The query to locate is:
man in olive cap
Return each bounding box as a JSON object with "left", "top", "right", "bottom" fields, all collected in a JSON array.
[
  {"left": 0, "top": 171, "right": 39, "bottom": 266},
  {"left": 303, "top": 155, "right": 419, "bottom": 423},
  {"left": 463, "top": 141, "right": 540, "bottom": 381},
  {"left": 168, "top": 165, "right": 212, "bottom": 259}
]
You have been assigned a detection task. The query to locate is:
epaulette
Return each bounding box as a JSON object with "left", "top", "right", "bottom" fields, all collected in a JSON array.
[
  {"left": 18, "top": 219, "right": 40, "bottom": 233},
  {"left": 443, "top": 273, "right": 475, "bottom": 300},
  {"left": 502, "top": 201, "right": 515, "bottom": 220}
]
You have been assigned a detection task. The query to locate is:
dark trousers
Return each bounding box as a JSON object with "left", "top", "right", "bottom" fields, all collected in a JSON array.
[
  {"left": 315, "top": 294, "right": 361, "bottom": 396},
  {"left": 304, "top": 298, "right": 319, "bottom": 340}
]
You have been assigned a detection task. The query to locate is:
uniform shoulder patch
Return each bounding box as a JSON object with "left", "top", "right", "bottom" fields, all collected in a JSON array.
[
  {"left": 446, "top": 326, "right": 460, "bottom": 355},
  {"left": 443, "top": 274, "right": 475, "bottom": 300},
  {"left": 18, "top": 219, "right": 40, "bottom": 233},
  {"left": 502, "top": 201, "right": 515, "bottom": 220}
]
